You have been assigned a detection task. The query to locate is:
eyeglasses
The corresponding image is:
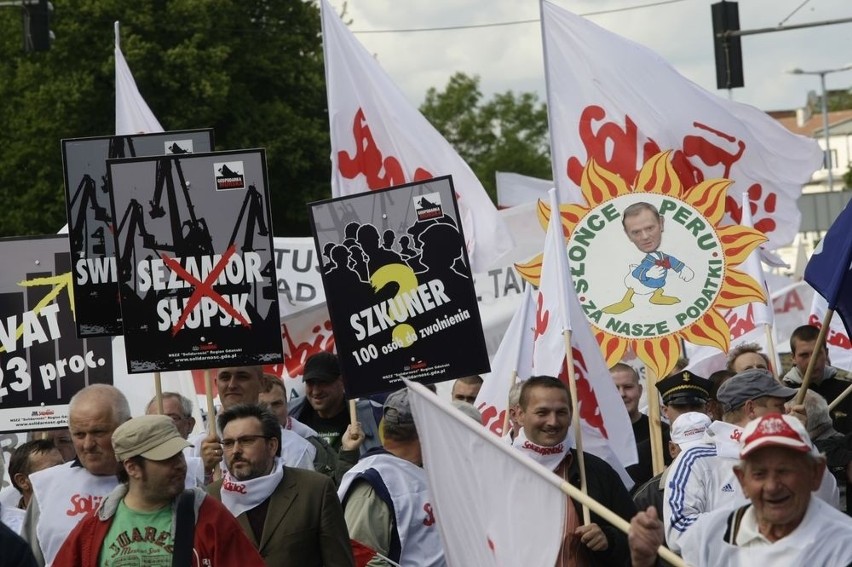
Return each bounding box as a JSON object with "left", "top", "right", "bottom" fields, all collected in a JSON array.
[{"left": 221, "top": 435, "right": 270, "bottom": 451}]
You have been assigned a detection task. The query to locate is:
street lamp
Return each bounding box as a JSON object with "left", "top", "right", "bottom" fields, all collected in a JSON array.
[{"left": 787, "top": 64, "right": 852, "bottom": 191}]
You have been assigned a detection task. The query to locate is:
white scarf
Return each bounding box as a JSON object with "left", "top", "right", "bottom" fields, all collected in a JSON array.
[
  {"left": 220, "top": 457, "right": 284, "bottom": 517},
  {"left": 512, "top": 428, "right": 571, "bottom": 471}
]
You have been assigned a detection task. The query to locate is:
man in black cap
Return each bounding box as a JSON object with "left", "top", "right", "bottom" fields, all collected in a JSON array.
[
  {"left": 287, "top": 352, "right": 381, "bottom": 457},
  {"left": 627, "top": 370, "right": 712, "bottom": 486},
  {"left": 663, "top": 368, "right": 839, "bottom": 553}
]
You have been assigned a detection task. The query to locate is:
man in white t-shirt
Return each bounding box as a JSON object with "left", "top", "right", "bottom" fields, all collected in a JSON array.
[{"left": 630, "top": 412, "right": 852, "bottom": 566}]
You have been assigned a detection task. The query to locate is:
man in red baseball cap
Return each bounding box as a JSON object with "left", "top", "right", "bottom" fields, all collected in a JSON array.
[{"left": 630, "top": 412, "right": 852, "bottom": 566}]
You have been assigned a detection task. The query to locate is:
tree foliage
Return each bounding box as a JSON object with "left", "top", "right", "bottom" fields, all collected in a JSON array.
[
  {"left": 0, "top": 0, "right": 330, "bottom": 238},
  {"left": 419, "top": 72, "right": 551, "bottom": 200}
]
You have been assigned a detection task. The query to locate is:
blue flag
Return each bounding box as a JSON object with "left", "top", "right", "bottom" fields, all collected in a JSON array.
[{"left": 805, "top": 200, "right": 852, "bottom": 336}]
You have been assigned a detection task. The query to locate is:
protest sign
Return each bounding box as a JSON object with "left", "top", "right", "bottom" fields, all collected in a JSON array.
[
  {"left": 309, "top": 176, "right": 489, "bottom": 397},
  {"left": 0, "top": 235, "right": 113, "bottom": 432},
  {"left": 108, "top": 149, "right": 282, "bottom": 372},
  {"left": 62, "top": 129, "right": 214, "bottom": 337}
]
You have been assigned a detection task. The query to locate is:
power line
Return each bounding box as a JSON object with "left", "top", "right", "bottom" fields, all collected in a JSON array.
[{"left": 351, "top": 0, "right": 693, "bottom": 35}]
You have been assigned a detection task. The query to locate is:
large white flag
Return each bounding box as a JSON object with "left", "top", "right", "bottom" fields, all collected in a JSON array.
[
  {"left": 407, "top": 380, "right": 565, "bottom": 567},
  {"left": 114, "top": 22, "right": 163, "bottom": 135},
  {"left": 475, "top": 285, "right": 536, "bottom": 436},
  {"left": 320, "top": 0, "right": 511, "bottom": 272},
  {"left": 533, "top": 189, "right": 637, "bottom": 486},
  {"left": 540, "top": 0, "right": 821, "bottom": 250}
]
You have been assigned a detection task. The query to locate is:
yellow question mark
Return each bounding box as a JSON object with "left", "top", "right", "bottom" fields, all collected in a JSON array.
[{"left": 370, "top": 263, "right": 419, "bottom": 347}]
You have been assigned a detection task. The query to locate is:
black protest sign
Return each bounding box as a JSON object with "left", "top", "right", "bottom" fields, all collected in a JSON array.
[
  {"left": 309, "top": 176, "right": 489, "bottom": 397},
  {"left": 108, "top": 149, "right": 283, "bottom": 373},
  {"left": 0, "top": 235, "right": 113, "bottom": 433},
  {"left": 62, "top": 129, "right": 214, "bottom": 337}
]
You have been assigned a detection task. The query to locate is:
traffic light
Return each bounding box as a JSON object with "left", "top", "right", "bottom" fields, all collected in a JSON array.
[
  {"left": 23, "top": 0, "right": 53, "bottom": 52},
  {"left": 711, "top": 1, "right": 744, "bottom": 89}
]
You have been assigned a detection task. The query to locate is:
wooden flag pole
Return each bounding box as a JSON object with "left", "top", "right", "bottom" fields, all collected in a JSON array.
[
  {"left": 557, "top": 479, "right": 686, "bottom": 567},
  {"left": 349, "top": 399, "right": 358, "bottom": 426},
  {"left": 794, "top": 310, "right": 834, "bottom": 406},
  {"left": 646, "top": 368, "right": 665, "bottom": 477},
  {"left": 154, "top": 372, "right": 164, "bottom": 414},
  {"left": 204, "top": 369, "right": 221, "bottom": 481},
  {"left": 563, "top": 330, "right": 591, "bottom": 525},
  {"left": 764, "top": 324, "right": 780, "bottom": 378},
  {"left": 829, "top": 382, "right": 852, "bottom": 412}
]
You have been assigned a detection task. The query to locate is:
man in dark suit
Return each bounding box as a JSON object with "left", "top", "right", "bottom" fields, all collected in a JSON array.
[{"left": 208, "top": 404, "right": 354, "bottom": 566}]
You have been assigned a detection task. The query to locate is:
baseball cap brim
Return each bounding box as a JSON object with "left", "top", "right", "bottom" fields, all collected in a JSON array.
[
  {"left": 138, "top": 437, "right": 191, "bottom": 461},
  {"left": 740, "top": 435, "right": 810, "bottom": 458}
]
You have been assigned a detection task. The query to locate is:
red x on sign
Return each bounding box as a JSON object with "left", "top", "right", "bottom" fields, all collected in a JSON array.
[{"left": 161, "top": 245, "right": 252, "bottom": 336}]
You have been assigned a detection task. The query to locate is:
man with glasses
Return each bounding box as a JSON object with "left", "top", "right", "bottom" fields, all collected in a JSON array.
[
  {"left": 147, "top": 392, "right": 206, "bottom": 486},
  {"left": 208, "top": 404, "right": 354, "bottom": 566},
  {"left": 146, "top": 392, "right": 197, "bottom": 439}
]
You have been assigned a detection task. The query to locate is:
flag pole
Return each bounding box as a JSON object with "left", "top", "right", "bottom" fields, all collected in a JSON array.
[
  {"left": 556, "top": 479, "right": 686, "bottom": 567},
  {"left": 829, "top": 382, "right": 852, "bottom": 412},
  {"left": 794, "top": 310, "right": 834, "bottom": 405},
  {"left": 646, "top": 368, "right": 665, "bottom": 476},
  {"left": 154, "top": 371, "right": 164, "bottom": 414},
  {"left": 204, "top": 369, "right": 221, "bottom": 481},
  {"left": 764, "top": 324, "right": 780, "bottom": 377},
  {"left": 562, "top": 331, "right": 591, "bottom": 524}
]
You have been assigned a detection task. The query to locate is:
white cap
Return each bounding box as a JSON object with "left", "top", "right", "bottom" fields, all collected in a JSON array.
[{"left": 670, "top": 412, "right": 711, "bottom": 451}]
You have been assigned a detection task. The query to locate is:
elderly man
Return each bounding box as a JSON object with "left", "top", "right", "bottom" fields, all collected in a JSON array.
[
  {"left": 54, "top": 415, "right": 264, "bottom": 566},
  {"left": 146, "top": 392, "right": 196, "bottom": 438},
  {"left": 339, "top": 388, "right": 446, "bottom": 567},
  {"left": 209, "top": 404, "right": 354, "bottom": 566},
  {"left": 631, "top": 413, "right": 852, "bottom": 566},
  {"left": 514, "top": 376, "right": 636, "bottom": 565},
  {"left": 663, "top": 368, "right": 839, "bottom": 552},
  {"left": 22, "top": 384, "right": 130, "bottom": 566},
  {"left": 193, "top": 366, "right": 315, "bottom": 481},
  {"left": 783, "top": 324, "right": 852, "bottom": 434}
]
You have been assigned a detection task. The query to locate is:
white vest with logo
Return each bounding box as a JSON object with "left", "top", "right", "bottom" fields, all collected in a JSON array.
[
  {"left": 338, "top": 452, "right": 446, "bottom": 567},
  {"left": 29, "top": 461, "right": 118, "bottom": 565}
]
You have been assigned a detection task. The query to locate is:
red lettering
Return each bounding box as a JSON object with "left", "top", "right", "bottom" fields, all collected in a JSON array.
[
  {"left": 66, "top": 494, "right": 103, "bottom": 517},
  {"left": 222, "top": 478, "right": 247, "bottom": 495},
  {"left": 565, "top": 106, "right": 779, "bottom": 239},
  {"left": 522, "top": 441, "right": 565, "bottom": 456},
  {"left": 773, "top": 290, "right": 804, "bottom": 314},
  {"left": 338, "top": 108, "right": 433, "bottom": 190},
  {"left": 730, "top": 429, "right": 742, "bottom": 442},
  {"left": 281, "top": 318, "right": 336, "bottom": 379},
  {"left": 559, "top": 350, "right": 609, "bottom": 439},
  {"left": 423, "top": 503, "right": 436, "bottom": 526}
]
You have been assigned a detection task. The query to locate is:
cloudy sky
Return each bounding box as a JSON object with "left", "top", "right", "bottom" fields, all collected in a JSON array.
[{"left": 329, "top": 0, "right": 852, "bottom": 114}]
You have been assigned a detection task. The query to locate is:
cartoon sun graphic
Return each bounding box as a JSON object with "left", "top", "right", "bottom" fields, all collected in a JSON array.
[{"left": 516, "top": 151, "right": 767, "bottom": 378}]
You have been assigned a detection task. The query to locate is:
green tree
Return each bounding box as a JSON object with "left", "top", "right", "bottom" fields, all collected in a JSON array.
[
  {"left": 0, "top": 0, "right": 329, "bottom": 238},
  {"left": 419, "top": 72, "right": 551, "bottom": 200}
]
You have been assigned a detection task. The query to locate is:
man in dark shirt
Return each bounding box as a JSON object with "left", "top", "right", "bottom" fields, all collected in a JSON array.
[{"left": 288, "top": 352, "right": 382, "bottom": 456}]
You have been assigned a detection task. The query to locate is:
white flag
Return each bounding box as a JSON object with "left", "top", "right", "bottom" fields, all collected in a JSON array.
[
  {"left": 475, "top": 286, "right": 536, "bottom": 436},
  {"left": 407, "top": 380, "right": 565, "bottom": 567},
  {"left": 320, "top": 0, "right": 511, "bottom": 272},
  {"left": 735, "top": 193, "right": 774, "bottom": 328},
  {"left": 115, "top": 21, "right": 163, "bottom": 135},
  {"left": 540, "top": 0, "right": 821, "bottom": 250},
  {"left": 533, "top": 189, "right": 637, "bottom": 486}
]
